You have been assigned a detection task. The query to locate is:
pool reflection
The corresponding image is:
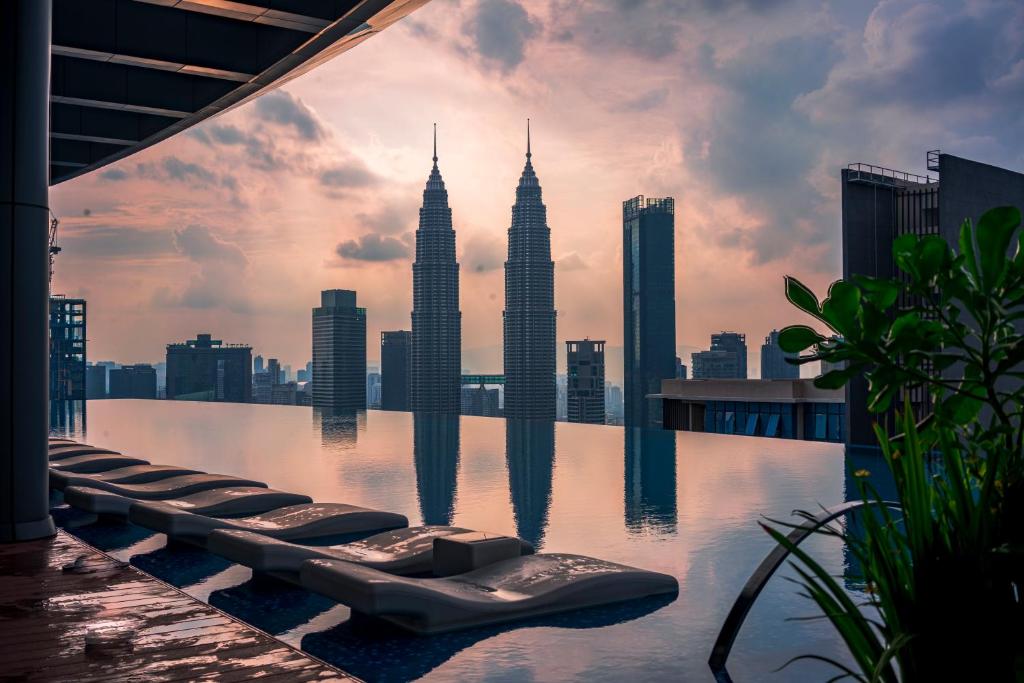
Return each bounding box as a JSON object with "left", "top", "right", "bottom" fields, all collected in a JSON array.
[
  {"left": 505, "top": 420, "right": 555, "bottom": 549},
  {"left": 414, "top": 413, "right": 460, "bottom": 526},
  {"left": 624, "top": 427, "right": 677, "bottom": 534}
]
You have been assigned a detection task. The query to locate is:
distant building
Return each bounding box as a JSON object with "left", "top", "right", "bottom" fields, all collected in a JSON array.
[
  {"left": 284, "top": 364, "right": 292, "bottom": 383},
  {"left": 761, "top": 329, "right": 799, "bottom": 380},
  {"left": 503, "top": 122, "right": 556, "bottom": 420},
  {"left": 366, "top": 372, "right": 381, "bottom": 409},
  {"left": 691, "top": 350, "right": 738, "bottom": 379},
  {"left": 675, "top": 356, "right": 687, "bottom": 380},
  {"left": 712, "top": 332, "right": 747, "bottom": 378},
  {"left": 49, "top": 296, "right": 86, "bottom": 401},
  {"left": 252, "top": 372, "right": 273, "bottom": 404},
  {"left": 566, "top": 339, "right": 606, "bottom": 424},
  {"left": 166, "top": 333, "right": 252, "bottom": 402},
  {"left": 658, "top": 378, "right": 844, "bottom": 442},
  {"left": 266, "top": 358, "right": 281, "bottom": 388},
  {"left": 254, "top": 355, "right": 264, "bottom": 374},
  {"left": 556, "top": 374, "right": 567, "bottom": 421},
  {"left": 606, "top": 383, "right": 624, "bottom": 424},
  {"left": 271, "top": 381, "right": 298, "bottom": 406},
  {"left": 623, "top": 195, "right": 676, "bottom": 427},
  {"left": 108, "top": 364, "right": 157, "bottom": 399},
  {"left": 411, "top": 129, "right": 461, "bottom": 413},
  {"left": 312, "top": 289, "right": 366, "bottom": 410},
  {"left": 85, "top": 363, "right": 106, "bottom": 399},
  {"left": 461, "top": 384, "right": 501, "bottom": 417},
  {"left": 841, "top": 152, "right": 1024, "bottom": 447},
  {"left": 381, "top": 330, "right": 411, "bottom": 411}
]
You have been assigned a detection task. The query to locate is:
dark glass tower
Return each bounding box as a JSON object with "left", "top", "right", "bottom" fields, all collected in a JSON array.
[
  {"left": 381, "top": 330, "right": 411, "bottom": 411},
  {"left": 503, "top": 121, "right": 556, "bottom": 419},
  {"left": 411, "top": 126, "right": 461, "bottom": 413},
  {"left": 506, "top": 419, "right": 555, "bottom": 549},
  {"left": 623, "top": 195, "right": 676, "bottom": 427}
]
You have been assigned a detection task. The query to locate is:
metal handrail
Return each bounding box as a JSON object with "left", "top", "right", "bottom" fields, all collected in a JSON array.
[
  {"left": 847, "top": 162, "right": 933, "bottom": 186},
  {"left": 708, "top": 499, "right": 903, "bottom": 682}
]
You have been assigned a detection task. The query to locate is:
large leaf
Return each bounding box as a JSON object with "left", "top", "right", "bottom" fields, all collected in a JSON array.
[
  {"left": 821, "top": 281, "right": 862, "bottom": 336},
  {"left": 958, "top": 217, "right": 980, "bottom": 285},
  {"left": 778, "top": 325, "right": 825, "bottom": 353},
  {"left": 976, "top": 206, "right": 1021, "bottom": 291},
  {"left": 813, "top": 366, "right": 859, "bottom": 390},
  {"left": 784, "top": 276, "right": 821, "bottom": 318}
]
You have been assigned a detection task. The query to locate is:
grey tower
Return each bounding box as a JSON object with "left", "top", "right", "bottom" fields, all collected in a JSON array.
[
  {"left": 312, "top": 290, "right": 366, "bottom": 410},
  {"left": 762, "top": 329, "right": 799, "bottom": 380},
  {"left": 503, "top": 121, "right": 556, "bottom": 419},
  {"left": 411, "top": 126, "right": 461, "bottom": 413}
]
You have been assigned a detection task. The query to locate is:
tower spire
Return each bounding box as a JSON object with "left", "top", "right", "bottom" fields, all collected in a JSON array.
[
  {"left": 526, "top": 118, "right": 531, "bottom": 159},
  {"left": 432, "top": 122, "right": 438, "bottom": 164}
]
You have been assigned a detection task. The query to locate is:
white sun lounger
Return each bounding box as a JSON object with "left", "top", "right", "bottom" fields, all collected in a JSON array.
[
  {"left": 300, "top": 553, "right": 679, "bottom": 634},
  {"left": 129, "top": 502, "right": 408, "bottom": 545},
  {"left": 50, "top": 464, "right": 204, "bottom": 491},
  {"left": 64, "top": 484, "right": 311, "bottom": 518},
  {"left": 48, "top": 445, "right": 121, "bottom": 460},
  {"left": 206, "top": 526, "right": 533, "bottom": 578},
  {"left": 48, "top": 453, "right": 150, "bottom": 473}
]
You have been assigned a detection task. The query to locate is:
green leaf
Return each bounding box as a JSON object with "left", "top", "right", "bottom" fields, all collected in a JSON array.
[
  {"left": 778, "top": 325, "right": 826, "bottom": 353},
  {"left": 821, "top": 281, "right": 862, "bottom": 336},
  {"left": 854, "top": 276, "right": 900, "bottom": 310},
  {"left": 814, "top": 367, "right": 858, "bottom": 390},
  {"left": 917, "top": 236, "right": 950, "bottom": 281},
  {"left": 784, "top": 276, "right": 821, "bottom": 317},
  {"left": 942, "top": 393, "right": 983, "bottom": 425},
  {"left": 958, "top": 217, "right": 980, "bottom": 285},
  {"left": 976, "top": 206, "right": 1021, "bottom": 290}
]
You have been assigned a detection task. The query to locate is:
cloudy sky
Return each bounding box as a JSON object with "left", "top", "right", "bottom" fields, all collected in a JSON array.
[{"left": 50, "top": 0, "right": 1024, "bottom": 382}]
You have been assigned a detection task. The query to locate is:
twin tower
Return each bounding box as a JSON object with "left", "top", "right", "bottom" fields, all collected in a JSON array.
[{"left": 410, "top": 122, "right": 556, "bottom": 419}]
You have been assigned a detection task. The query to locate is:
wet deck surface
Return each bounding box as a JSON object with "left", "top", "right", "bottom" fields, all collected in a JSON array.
[{"left": 0, "top": 531, "right": 355, "bottom": 682}]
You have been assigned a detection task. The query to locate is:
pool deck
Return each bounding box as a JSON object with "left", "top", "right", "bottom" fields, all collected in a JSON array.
[{"left": 0, "top": 530, "right": 355, "bottom": 682}]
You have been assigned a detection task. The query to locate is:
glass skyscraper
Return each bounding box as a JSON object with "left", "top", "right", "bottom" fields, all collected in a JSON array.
[
  {"left": 411, "top": 127, "right": 461, "bottom": 413},
  {"left": 311, "top": 290, "right": 366, "bottom": 410},
  {"left": 503, "top": 122, "right": 556, "bottom": 419},
  {"left": 622, "top": 195, "right": 676, "bottom": 427}
]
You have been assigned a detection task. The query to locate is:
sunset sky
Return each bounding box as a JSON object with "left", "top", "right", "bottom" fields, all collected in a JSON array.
[{"left": 49, "top": 0, "right": 1024, "bottom": 383}]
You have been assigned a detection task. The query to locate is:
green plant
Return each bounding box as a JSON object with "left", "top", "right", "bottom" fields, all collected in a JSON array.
[{"left": 768, "top": 206, "right": 1023, "bottom": 680}]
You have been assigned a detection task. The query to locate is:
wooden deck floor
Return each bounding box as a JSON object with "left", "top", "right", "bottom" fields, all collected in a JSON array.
[{"left": 0, "top": 531, "right": 355, "bottom": 682}]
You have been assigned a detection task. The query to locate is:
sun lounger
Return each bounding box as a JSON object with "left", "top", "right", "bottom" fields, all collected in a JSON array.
[
  {"left": 129, "top": 501, "right": 408, "bottom": 544},
  {"left": 64, "top": 484, "right": 310, "bottom": 518},
  {"left": 59, "top": 472, "right": 266, "bottom": 502},
  {"left": 206, "top": 526, "right": 533, "bottom": 578},
  {"left": 50, "top": 464, "right": 204, "bottom": 491},
  {"left": 48, "top": 445, "right": 121, "bottom": 460},
  {"left": 48, "top": 453, "right": 150, "bottom": 473},
  {"left": 299, "top": 553, "right": 679, "bottom": 634}
]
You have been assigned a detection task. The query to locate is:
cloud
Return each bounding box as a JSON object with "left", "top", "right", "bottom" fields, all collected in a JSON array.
[
  {"left": 557, "top": 252, "right": 588, "bottom": 271},
  {"left": 174, "top": 224, "right": 247, "bottom": 266},
  {"left": 356, "top": 202, "right": 415, "bottom": 235},
  {"left": 100, "top": 168, "right": 128, "bottom": 181},
  {"left": 59, "top": 226, "right": 174, "bottom": 259},
  {"left": 161, "top": 157, "right": 217, "bottom": 184},
  {"left": 190, "top": 122, "right": 290, "bottom": 172},
  {"left": 336, "top": 233, "right": 412, "bottom": 261},
  {"left": 559, "top": 1, "right": 682, "bottom": 61},
  {"left": 462, "top": 232, "right": 505, "bottom": 273},
  {"left": 462, "top": 0, "right": 540, "bottom": 73},
  {"left": 319, "top": 162, "right": 378, "bottom": 189},
  {"left": 254, "top": 90, "right": 324, "bottom": 140},
  {"left": 156, "top": 225, "right": 251, "bottom": 312},
  {"left": 613, "top": 87, "right": 669, "bottom": 112}
]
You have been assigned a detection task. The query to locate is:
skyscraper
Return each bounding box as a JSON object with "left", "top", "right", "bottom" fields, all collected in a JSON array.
[
  {"left": 711, "top": 332, "right": 747, "bottom": 379},
  {"left": 166, "top": 334, "right": 252, "bottom": 402},
  {"left": 503, "top": 121, "right": 556, "bottom": 419},
  {"left": 566, "top": 339, "right": 606, "bottom": 424},
  {"left": 108, "top": 364, "right": 157, "bottom": 399},
  {"left": 761, "top": 329, "right": 799, "bottom": 379},
  {"left": 312, "top": 289, "right": 366, "bottom": 410},
  {"left": 411, "top": 126, "right": 461, "bottom": 413},
  {"left": 49, "top": 296, "right": 86, "bottom": 402},
  {"left": 623, "top": 195, "right": 676, "bottom": 427},
  {"left": 381, "top": 330, "right": 411, "bottom": 411}
]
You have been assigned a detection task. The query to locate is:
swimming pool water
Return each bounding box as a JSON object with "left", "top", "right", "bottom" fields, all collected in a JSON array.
[{"left": 52, "top": 399, "right": 882, "bottom": 682}]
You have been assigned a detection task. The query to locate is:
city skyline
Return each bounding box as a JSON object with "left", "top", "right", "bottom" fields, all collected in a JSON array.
[{"left": 46, "top": 1, "right": 1024, "bottom": 382}]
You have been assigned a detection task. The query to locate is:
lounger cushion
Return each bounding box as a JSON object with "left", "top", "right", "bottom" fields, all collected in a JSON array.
[
  {"left": 129, "top": 502, "right": 408, "bottom": 543},
  {"left": 65, "top": 485, "right": 311, "bottom": 518},
  {"left": 57, "top": 472, "right": 266, "bottom": 499},
  {"left": 300, "top": 553, "right": 679, "bottom": 634},
  {"left": 48, "top": 453, "right": 150, "bottom": 473},
  {"left": 50, "top": 464, "right": 204, "bottom": 491},
  {"left": 207, "top": 526, "right": 531, "bottom": 576},
  {"left": 48, "top": 446, "right": 121, "bottom": 460}
]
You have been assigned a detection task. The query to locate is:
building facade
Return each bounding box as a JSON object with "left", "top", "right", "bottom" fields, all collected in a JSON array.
[
  {"left": 761, "top": 329, "right": 799, "bottom": 380},
  {"left": 841, "top": 152, "right": 1024, "bottom": 447},
  {"left": 461, "top": 384, "right": 501, "bottom": 417},
  {"left": 85, "top": 363, "right": 106, "bottom": 399},
  {"left": 381, "top": 330, "right": 411, "bottom": 411},
  {"left": 711, "top": 332, "right": 747, "bottom": 379},
  {"left": 691, "top": 350, "right": 739, "bottom": 379},
  {"left": 623, "top": 196, "right": 677, "bottom": 427},
  {"left": 108, "top": 364, "right": 157, "bottom": 399},
  {"left": 504, "top": 123, "right": 556, "bottom": 420},
  {"left": 166, "top": 333, "right": 251, "bottom": 402},
  {"left": 311, "top": 289, "right": 366, "bottom": 410},
  {"left": 48, "top": 296, "right": 86, "bottom": 402},
  {"left": 566, "top": 339, "right": 606, "bottom": 424},
  {"left": 411, "top": 129, "right": 461, "bottom": 413}
]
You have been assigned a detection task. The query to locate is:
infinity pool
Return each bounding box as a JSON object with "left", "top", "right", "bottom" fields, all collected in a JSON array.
[{"left": 52, "top": 399, "right": 880, "bottom": 682}]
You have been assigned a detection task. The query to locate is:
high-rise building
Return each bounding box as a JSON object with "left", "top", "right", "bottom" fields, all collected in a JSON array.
[
  {"left": 381, "top": 330, "right": 411, "bottom": 411},
  {"left": 267, "top": 358, "right": 281, "bottom": 387},
  {"left": 166, "top": 334, "right": 251, "bottom": 402},
  {"left": 761, "top": 329, "right": 799, "bottom": 380},
  {"left": 254, "top": 355, "right": 264, "bottom": 374},
  {"left": 85, "top": 363, "right": 106, "bottom": 399},
  {"left": 271, "top": 381, "right": 298, "bottom": 406},
  {"left": 623, "top": 195, "right": 676, "bottom": 427},
  {"left": 252, "top": 371, "right": 273, "bottom": 404},
  {"left": 461, "top": 384, "right": 501, "bottom": 417},
  {"left": 711, "top": 332, "right": 747, "bottom": 379},
  {"left": 566, "top": 339, "right": 606, "bottom": 424},
  {"left": 841, "top": 152, "right": 1024, "bottom": 446},
  {"left": 312, "top": 289, "right": 366, "bottom": 410},
  {"left": 366, "top": 371, "right": 381, "bottom": 408},
  {"left": 49, "top": 296, "right": 86, "bottom": 401},
  {"left": 108, "top": 364, "right": 157, "bottom": 399},
  {"left": 411, "top": 127, "right": 461, "bottom": 413},
  {"left": 606, "top": 383, "right": 624, "bottom": 424},
  {"left": 691, "top": 350, "right": 739, "bottom": 379},
  {"left": 503, "top": 121, "right": 556, "bottom": 420}
]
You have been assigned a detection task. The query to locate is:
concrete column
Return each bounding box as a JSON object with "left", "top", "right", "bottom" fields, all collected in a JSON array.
[{"left": 0, "top": 0, "right": 55, "bottom": 542}]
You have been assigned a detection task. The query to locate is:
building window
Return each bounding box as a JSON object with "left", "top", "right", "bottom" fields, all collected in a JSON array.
[
  {"left": 744, "top": 413, "right": 758, "bottom": 436},
  {"left": 765, "top": 413, "right": 780, "bottom": 437}
]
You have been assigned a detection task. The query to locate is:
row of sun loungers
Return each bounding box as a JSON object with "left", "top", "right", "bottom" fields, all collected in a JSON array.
[{"left": 48, "top": 436, "right": 677, "bottom": 635}]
